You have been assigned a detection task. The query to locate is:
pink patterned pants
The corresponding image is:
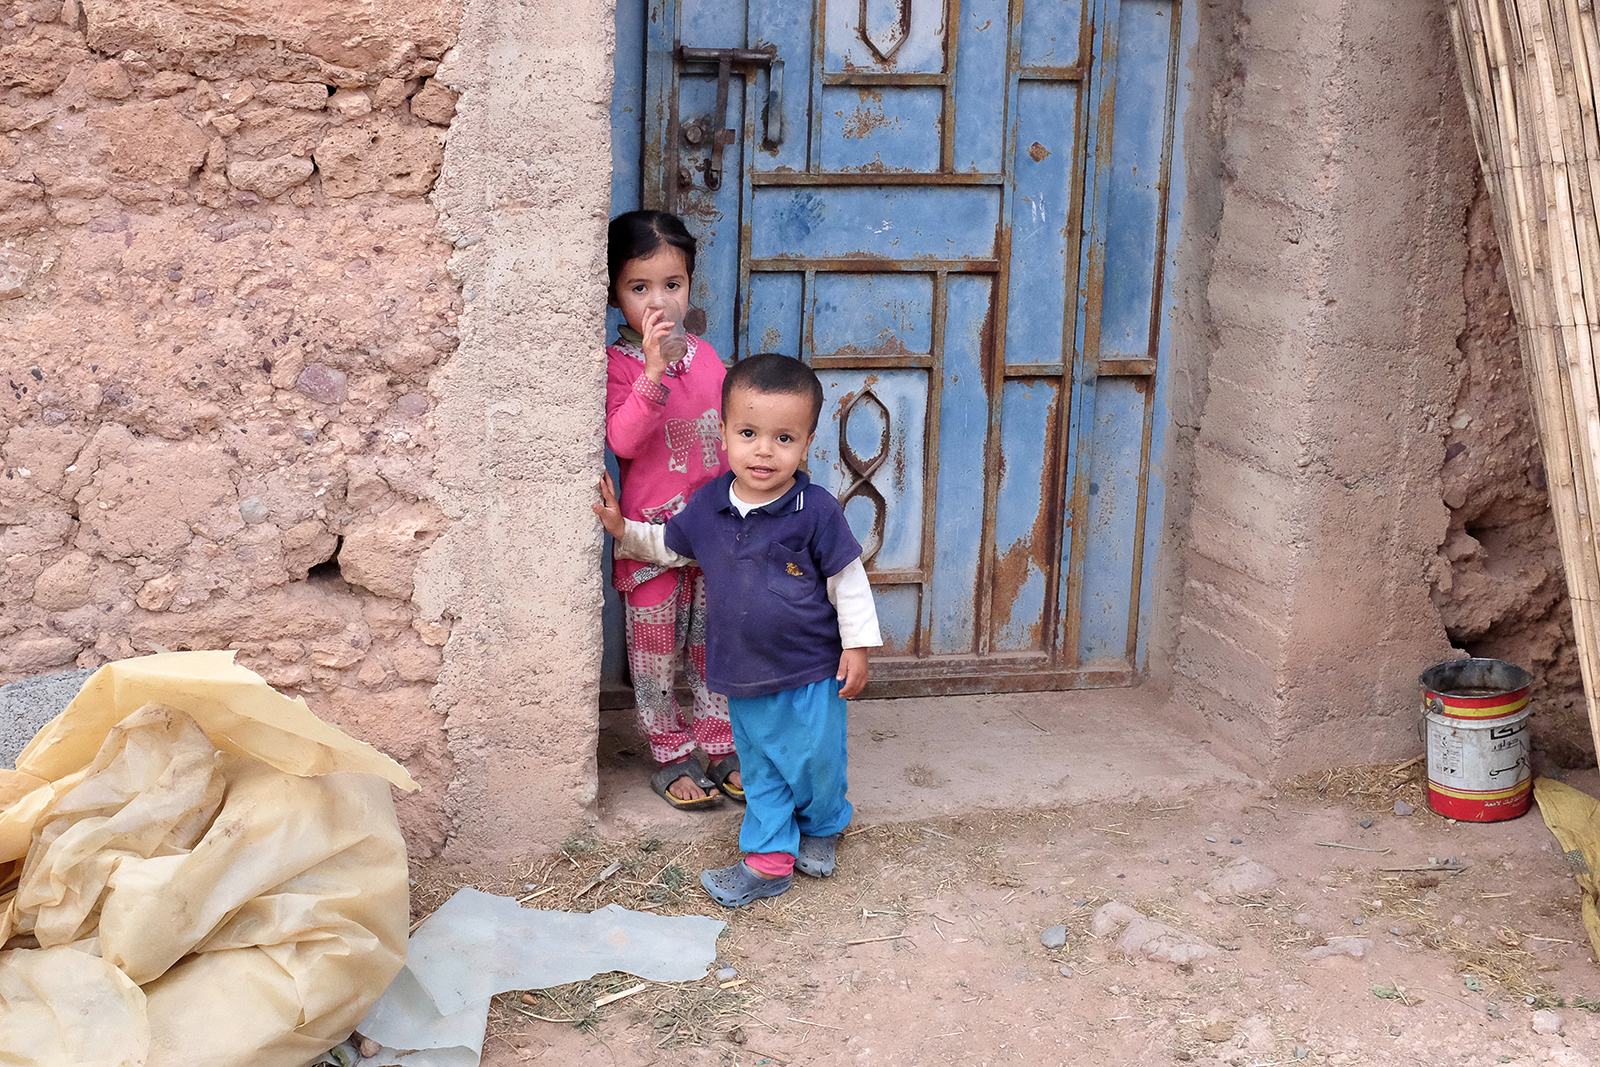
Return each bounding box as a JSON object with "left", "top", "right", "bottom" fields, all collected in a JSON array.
[{"left": 625, "top": 567, "right": 733, "bottom": 765}]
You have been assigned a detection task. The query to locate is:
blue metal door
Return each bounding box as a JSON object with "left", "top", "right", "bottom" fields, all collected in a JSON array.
[{"left": 609, "top": 0, "right": 1189, "bottom": 696}]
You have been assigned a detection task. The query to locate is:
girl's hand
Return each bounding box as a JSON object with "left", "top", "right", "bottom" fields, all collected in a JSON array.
[
  {"left": 592, "top": 473, "right": 626, "bottom": 537},
  {"left": 836, "top": 648, "right": 869, "bottom": 699},
  {"left": 639, "top": 305, "right": 674, "bottom": 383}
]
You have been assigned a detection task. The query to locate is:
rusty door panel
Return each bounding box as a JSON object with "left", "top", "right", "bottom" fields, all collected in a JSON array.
[{"left": 603, "top": 0, "right": 1192, "bottom": 699}]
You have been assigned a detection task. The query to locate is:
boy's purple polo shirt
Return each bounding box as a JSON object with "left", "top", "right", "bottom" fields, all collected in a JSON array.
[{"left": 663, "top": 470, "right": 862, "bottom": 698}]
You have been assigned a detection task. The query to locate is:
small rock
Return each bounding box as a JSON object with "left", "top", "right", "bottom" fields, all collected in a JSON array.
[
  {"left": 1360, "top": 818, "right": 1374, "bottom": 829},
  {"left": 358, "top": 1036, "right": 381, "bottom": 1057},
  {"left": 1352, "top": 917, "right": 1363, "bottom": 925},
  {"left": 1158, "top": 858, "right": 1169, "bottom": 864},
  {"left": 1295, "top": 1047, "right": 1310, "bottom": 1060},
  {"left": 729, "top": 1027, "right": 747, "bottom": 1045},
  {"left": 1074, "top": 898, "right": 1088, "bottom": 907},
  {"left": 1389, "top": 926, "right": 1401, "bottom": 936},
  {"left": 1531, "top": 1009, "right": 1562, "bottom": 1035},
  {"left": 1040, "top": 924, "right": 1068, "bottom": 949},
  {"left": 1059, "top": 966, "right": 1073, "bottom": 978},
  {"left": 1210, "top": 857, "right": 1277, "bottom": 896},
  {"left": 410, "top": 78, "right": 459, "bottom": 124},
  {"left": 1230, "top": 838, "right": 1243, "bottom": 845},
  {"left": 1204, "top": 835, "right": 1217, "bottom": 842},
  {"left": 1394, "top": 800, "right": 1414, "bottom": 816},
  {"left": 238, "top": 497, "right": 269, "bottom": 524},
  {"left": 328, "top": 88, "right": 373, "bottom": 117},
  {"left": 717, "top": 966, "right": 737, "bottom": 980},
  {"left": 297, "top": 363, "right": 349, "bottom": 405},
  {"left": 1304, "top": 936, "right": 1372, "bottom": 961}
]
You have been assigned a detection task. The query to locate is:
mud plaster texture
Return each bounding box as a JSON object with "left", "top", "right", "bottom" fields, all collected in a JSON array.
[
  {"left": 1167, "top": 1, "right": 1510, "bottom": 773},
  {"left": 1431, "top": 183, "right": 1594, "bottom": 766},
  {"left": 417, "top": 0, "right": 613, "bottom": 862},
  {"left": 0, "top": 0, "right": 466, "bottom": 854}
]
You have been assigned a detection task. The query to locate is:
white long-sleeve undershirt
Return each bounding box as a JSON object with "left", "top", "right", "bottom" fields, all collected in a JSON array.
[{"left": 613, "top": 518, "right": 883, "bottom": 649}]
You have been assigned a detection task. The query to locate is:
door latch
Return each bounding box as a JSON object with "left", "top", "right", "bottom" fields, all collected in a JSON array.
[{"left": 675, "top": 45, "right": 781, "bottom": 191}]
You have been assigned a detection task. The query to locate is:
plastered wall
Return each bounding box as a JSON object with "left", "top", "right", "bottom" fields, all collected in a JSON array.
[
  {"left": 419, "top": 0, "right": 613, "bottom": 861},
  {"left": 1167, "top": 1, "right": 1482, "bottom": 772}
]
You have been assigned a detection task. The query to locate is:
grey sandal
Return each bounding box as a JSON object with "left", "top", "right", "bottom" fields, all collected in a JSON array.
[
  {"left": 797, "top": 833, "right": 840, "bottom": 878},
  {"left": 650, "top": 758, "right": 722, "bottom": 810},
  {"left": 700, "top": 861, "right": 792, "bottom": 907},
  {"left": 706, "top": 753, "right": 745, "bottom": 801}
]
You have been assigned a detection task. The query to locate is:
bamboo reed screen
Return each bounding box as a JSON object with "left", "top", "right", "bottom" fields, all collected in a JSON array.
[{"left": 1449, "top": 0, "right": 1600, "bottom": 757}]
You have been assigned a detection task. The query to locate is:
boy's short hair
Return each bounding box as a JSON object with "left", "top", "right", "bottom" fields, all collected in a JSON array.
[{"left": 723, "top": 353, "right": 825, "bottom": 432}]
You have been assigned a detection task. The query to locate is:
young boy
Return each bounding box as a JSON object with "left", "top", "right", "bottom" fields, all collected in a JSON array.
[{"left": 594, "top": 353, "right": 881, "bottom": 907}]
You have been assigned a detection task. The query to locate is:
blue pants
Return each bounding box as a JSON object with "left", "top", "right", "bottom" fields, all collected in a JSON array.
[{"left": 728, "top": 678, "right": 853, "bottom": 858}]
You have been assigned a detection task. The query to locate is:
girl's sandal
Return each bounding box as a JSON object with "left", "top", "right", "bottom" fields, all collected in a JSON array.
[
  {"left": 700, "top": 861, "right": 792, "bottom": 908},
  {"left": 650, "top": 758, "right": 723, "bottom": 810},
  {"left": 706, "top": 754, "right": 745, "bottom": 802}
]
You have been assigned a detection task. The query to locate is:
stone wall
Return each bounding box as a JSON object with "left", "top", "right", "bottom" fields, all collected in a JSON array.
[
  {"left": 0, "top": 0, "right": 465, "bottom": 852},
  {"left": 1168, "top": 1, "right": 1478, "bottom": 772}
]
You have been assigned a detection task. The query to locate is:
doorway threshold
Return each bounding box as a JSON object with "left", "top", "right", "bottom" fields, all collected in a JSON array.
[{"left": 593, "top": 686, "right": 1258, "bottom": 839}]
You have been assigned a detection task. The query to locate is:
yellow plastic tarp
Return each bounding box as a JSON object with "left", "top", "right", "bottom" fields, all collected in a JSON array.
[
  {"left": 0, "top": 651, "right": 417, "bottom": 1067},
  {"left": 1532, "top": 776, "right": 1600, "bottom": 958}
]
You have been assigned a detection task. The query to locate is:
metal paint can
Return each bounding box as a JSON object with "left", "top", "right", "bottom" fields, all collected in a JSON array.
[{"left": 1419, "top": 658, "right": 1534, "bottom": 821}]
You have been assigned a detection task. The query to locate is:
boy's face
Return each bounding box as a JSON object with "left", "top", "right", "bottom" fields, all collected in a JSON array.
[{"left": 720, "top": 385, "right": 816, "bottom": 505}]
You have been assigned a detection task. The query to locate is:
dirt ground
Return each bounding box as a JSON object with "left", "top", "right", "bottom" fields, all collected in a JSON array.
[{"left": 408, "top": 694, "right": 1600, "bottom": 1067}]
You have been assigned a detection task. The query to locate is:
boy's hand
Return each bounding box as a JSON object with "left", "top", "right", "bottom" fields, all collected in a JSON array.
[
  {"left": 837, "top": 648, "right": 869, "bottom": 699},
  {"left": 592, "top": 473, "right": 626, "bottom": 537}
]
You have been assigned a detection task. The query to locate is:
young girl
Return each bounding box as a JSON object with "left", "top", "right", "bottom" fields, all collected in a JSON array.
[{"left": 606, "top": 210, "right": 740, "bottom": 809}]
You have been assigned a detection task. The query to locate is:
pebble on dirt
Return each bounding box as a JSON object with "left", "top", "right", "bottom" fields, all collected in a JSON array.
[
  {"left": 1531, "top": 1009, "right": 1563, "bottom": 1035},
  {"left": 1041, "top": 924, "right": 1068, "bottom": 949},
  {"left": 1304, "top": 937, "right": 1372, "bottom": 961},
  {"left": 1394, "top": 799, "right": 1415, "bottom": 816}
]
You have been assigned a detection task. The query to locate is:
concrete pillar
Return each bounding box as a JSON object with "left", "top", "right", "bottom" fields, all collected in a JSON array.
[
  {"left": 1172, "top": 1, "right": 1475, "bottom": 771},
  {"left": 418, "top": 0, "right": 615, "bottom": 860}
]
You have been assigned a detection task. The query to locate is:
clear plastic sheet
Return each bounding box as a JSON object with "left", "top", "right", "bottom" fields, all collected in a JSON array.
[{"left": 359, "top": 888, "right": 725, "bottom": 1067}]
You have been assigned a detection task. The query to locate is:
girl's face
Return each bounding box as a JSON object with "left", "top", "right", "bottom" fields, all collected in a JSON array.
[{"left": 610, "top": 246, "right": 691, "bottom": 334}]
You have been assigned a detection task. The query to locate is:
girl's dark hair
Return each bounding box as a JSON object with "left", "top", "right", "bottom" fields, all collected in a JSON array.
[
  {"left": 607, "top": 210, "right": 697, "bottom": 294},
  {"left": 723, "top": 353, "right": 825, "bottom": 432}
]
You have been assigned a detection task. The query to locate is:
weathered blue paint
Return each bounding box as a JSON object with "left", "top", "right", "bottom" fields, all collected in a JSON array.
[
  {"left": 810, "top": 368, "right": 928, "bottom": 570},
  {"left": 1098, "top": 0, "right": 1176, "bottom": 356},
  {"left": 745, "top": 271, "right": 804, "bottom": 356},
  {"left": 1022, "top": 0, "right": 1088, "bottom": 67},
  {"left": 952, "top": 0, "right": 1009, "bottom": 173},
  {"left": 750, "top": 186, "right": 1001, "bottom": 260},
  {"left": 1077, "top": 376, "right": 1144, "bottom": 662},
  {"left": 820, "top": 87, "right": 945, "bottom": 173},
  {"left": 813, "top": 274, "right": 933, "bottom": 354},
  {"left": 606, "top": 0, "right": 1190, "bottom": 696},
  {"left": 1005, "top": 79, "right": 1082, "bottom": 368},
  {"left": 993, "top": 378, "right": 1056, "bottom": 651},
  {"left": 929, "top": 273, "right": 991, "bottom": 655}
]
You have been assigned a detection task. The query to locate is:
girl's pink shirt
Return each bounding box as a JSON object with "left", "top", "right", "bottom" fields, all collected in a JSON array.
[{"left": 606, "top": 333, "right": 727, "bottom": 604}]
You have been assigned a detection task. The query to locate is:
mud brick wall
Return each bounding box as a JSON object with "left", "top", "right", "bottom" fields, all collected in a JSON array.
[
  {"left": 0, "top": 0, "right": 465, "bottom": 852},
  {"left": 1168, "top": 2, "right": 1479, "bottom": 772}
]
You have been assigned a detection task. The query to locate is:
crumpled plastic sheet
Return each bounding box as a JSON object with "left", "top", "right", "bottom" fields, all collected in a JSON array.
[
  {"left": 1533, "top": 776, "right": 1600, "bottom": 957},
  {"left": 0, "top": 650, "right": 418, "bottom": 1067},
  {"left": 358, "top": 887, "right": 726, "bottom": 1067}
]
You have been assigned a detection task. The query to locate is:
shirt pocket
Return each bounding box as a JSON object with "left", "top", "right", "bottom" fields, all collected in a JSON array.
[{"left": 766, "top": 543, "right": 815, "bottom": 602}]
